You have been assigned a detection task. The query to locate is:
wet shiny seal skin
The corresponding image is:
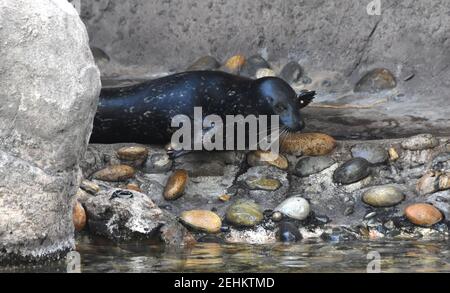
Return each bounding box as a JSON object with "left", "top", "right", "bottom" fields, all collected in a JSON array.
[{"left": 90, "top": 71, "right": 315, "bottom": 144}]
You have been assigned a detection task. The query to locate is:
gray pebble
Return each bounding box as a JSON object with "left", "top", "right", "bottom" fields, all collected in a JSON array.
[
  {"left": 294, "top": 156, "right": 335, "bottom": 177},
  {"left": 351, "top": 143, "right": 388, "bottom": 165},
  {"left": 241, "top": 55, "right": 271, "bottom": 77},
  {"left": 333, "top": 158, "right": 371, "bottom": 185},
  {"left": 143, "top": 153, "right": 173, "bottom": 174},
  {"left": 362, "top": 185, "right": 405, "bottom": 207},
  {"left": 401, "top": 134, "right": 439, "bottom": 151},
  {"left": 280, "top": 61, "right": 303, "bottom": 84}
]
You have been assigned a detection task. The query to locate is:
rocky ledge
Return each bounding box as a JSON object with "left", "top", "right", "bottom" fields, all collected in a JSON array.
[{"left": 73, "top": 133, "right": 450, "bottom": 246}]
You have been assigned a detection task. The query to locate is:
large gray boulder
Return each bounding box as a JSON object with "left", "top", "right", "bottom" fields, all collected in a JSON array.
[{"left": 0, "top": 0, "right": 101, "bottom": 262}]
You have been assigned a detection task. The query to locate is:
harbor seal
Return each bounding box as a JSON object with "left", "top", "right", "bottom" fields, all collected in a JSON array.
[{"left": 90, "top": 71, "right": 314, "bottom": 146}]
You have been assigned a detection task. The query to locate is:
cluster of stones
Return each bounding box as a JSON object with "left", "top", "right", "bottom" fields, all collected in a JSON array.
[
  {"left": 71, "top": 55, "right": 446, "bottom": 244},
  {"left": 187, "top": 54, "right": 306, "bottom": 85},
  {"left": 74, "top": 131, "right": 449, "bottom": 245},
  {"left": 184, "top": 54, "right": 398, "bottom": 95},
  {"left": 332, "top": 134, "right": 446, "bottom": 233}
]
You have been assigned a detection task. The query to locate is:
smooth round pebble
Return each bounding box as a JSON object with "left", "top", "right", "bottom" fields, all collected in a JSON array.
[
  {"left": 180, "top": 210, "right": 222, "bottom": 234},
  {"left": 247, "top": 150, "right": 289, "bottom": 170},
  {"left": 275, "top": 196, "right": 310, "bottom": 221},
  {"left": 226, "top": 200, "right": 263, "bottom": 227},
  {"left": 354, "top": 68, "right": 397, "bottom": 93},
  {"left": 164, "top": 169, "right": 189, "bottom": 200},
  {"left": 362, "top": 185, "right": 405, "bottom": 207},
  {"left": 281, "top": 132, "right": 336, "bottom": 156},
  {"left": 92, "top": 165, "right": 136, "bottom": 182},
  {"left": 351, "top": 144, "right": 388, "bottom": 165},
  {"left": 280, "top": 61, "right": 303, "bottom": 84},
  {"left": 73, "top": 201, "right": 87, "bottom": 232},
  {"left": 116, "top": 146, "right": 149, "bottom": 161},
  {"left": 404, "top": 203, "right": 443, "bottom": 227},
  {"left": 333, "top": 158, "right": 371, "bottom": 185},
  {"left": 256, "top": 68, "right": 276, "bottom": 79},
  {"left": 126, "top": 183, "right": 142, "bottom": 193},
  {"left": 294, "top": 156, "right": 335, "bottom": 177},
  {"left": 80, "top": 180, "right": 100, "bottom": 195},
  {"left": 401, "top": 134, "right": 439, "bottom": 151},
  {"left": 272, "top": 211, "right": 283, "bottom": 222}
]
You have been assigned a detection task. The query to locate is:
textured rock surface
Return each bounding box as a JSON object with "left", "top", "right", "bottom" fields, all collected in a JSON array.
[
  {"left": 80, "top": 0, "right": 450, "bottom": 139},
  {"left": 81, "top": 135, "right": 450, "bottom": 245},
  {"left": 0, "top": 0, "right": 101, "bottom": 262},
  {"left": 84, "top": 189, "right": 166, "bottom": 241}
]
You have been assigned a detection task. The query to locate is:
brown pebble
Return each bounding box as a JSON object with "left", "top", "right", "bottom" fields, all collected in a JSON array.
[
  {"left": 92, "top": 165, "right": 136, "bottom": 182},
  {"left": 117, "top": 146, "right": 149, "bottom": 161},
  {"left": 180, "top": 210, "right": 222, "bottom": 234},
  {"left": 218, "top": 194, "right": 231, "bottom": 202},
  {"left": 224, "top": 55, "right": 246, "bottom": 72},
  {"left": 247, "top": 150, "right": 289, "bottom": 170},
  {"left": 281, "top": 132, "right": 336, "bottom": 156},
  {"left": 164, "top": 169, "right": 189, "bottom": 200},
  {"left": 80, "top": 180, "right": 100, "bottom": 195},
  {"left": 404, "top": 203, "right": 443, "bottom": 227},
  {"left": 401, "top": 134, "right": 439, "bottom": 151},
  {"left": 126, "top": 183, "right": 142, "bottom": 193},
  {"left": 354, "top": 68, "right": 397, "bottom": 93},
  {"left": 73, "top": 201, "right": 87, "bottom": 232}
]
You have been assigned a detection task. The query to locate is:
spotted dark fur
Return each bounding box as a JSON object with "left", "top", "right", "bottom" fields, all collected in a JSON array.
[{"left": 90, "top": 71, "right": 313, "bottom": 144}]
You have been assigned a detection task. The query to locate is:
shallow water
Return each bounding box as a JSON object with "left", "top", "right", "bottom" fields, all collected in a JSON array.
[{"left": 2, "top": 237, "right": 450, "bottom": 273}]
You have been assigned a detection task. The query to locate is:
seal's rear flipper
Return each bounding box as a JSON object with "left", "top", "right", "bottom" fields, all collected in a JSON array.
[{"left": 298, "top": 90, "right": 316, "bottom": 108}]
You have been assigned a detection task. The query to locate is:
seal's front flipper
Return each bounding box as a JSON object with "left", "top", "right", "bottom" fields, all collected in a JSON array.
[
  {"left": 298, "top": 90, "right": 316, "bottom": 108},
  {"left": 166, "top": 148, "right": 192, "bottom": 159}
]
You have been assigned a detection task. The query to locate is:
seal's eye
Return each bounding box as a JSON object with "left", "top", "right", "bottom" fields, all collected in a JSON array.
[{"left": 274, "top": 103, "right": 287, "bottom": 113}]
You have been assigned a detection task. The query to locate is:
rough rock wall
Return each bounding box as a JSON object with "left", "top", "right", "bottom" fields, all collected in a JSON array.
[
  {"left": 81, "top": 0, "right": 449, "bottom": 85},
  {"left": 0, "top": 0, "right": 101, "bottom": 261},
  {"left": 80, "top": 0, "right": 450, "bottom": 138}
]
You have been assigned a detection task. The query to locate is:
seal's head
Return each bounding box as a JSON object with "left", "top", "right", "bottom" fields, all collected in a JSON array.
[{"left": 254, "top": 77, "right": 314, "bottom": 132}]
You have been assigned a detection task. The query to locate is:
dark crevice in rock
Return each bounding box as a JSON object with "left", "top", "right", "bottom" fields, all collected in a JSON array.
[{"left": 349, "top": 19, "right": 382, "bottom": 77}]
